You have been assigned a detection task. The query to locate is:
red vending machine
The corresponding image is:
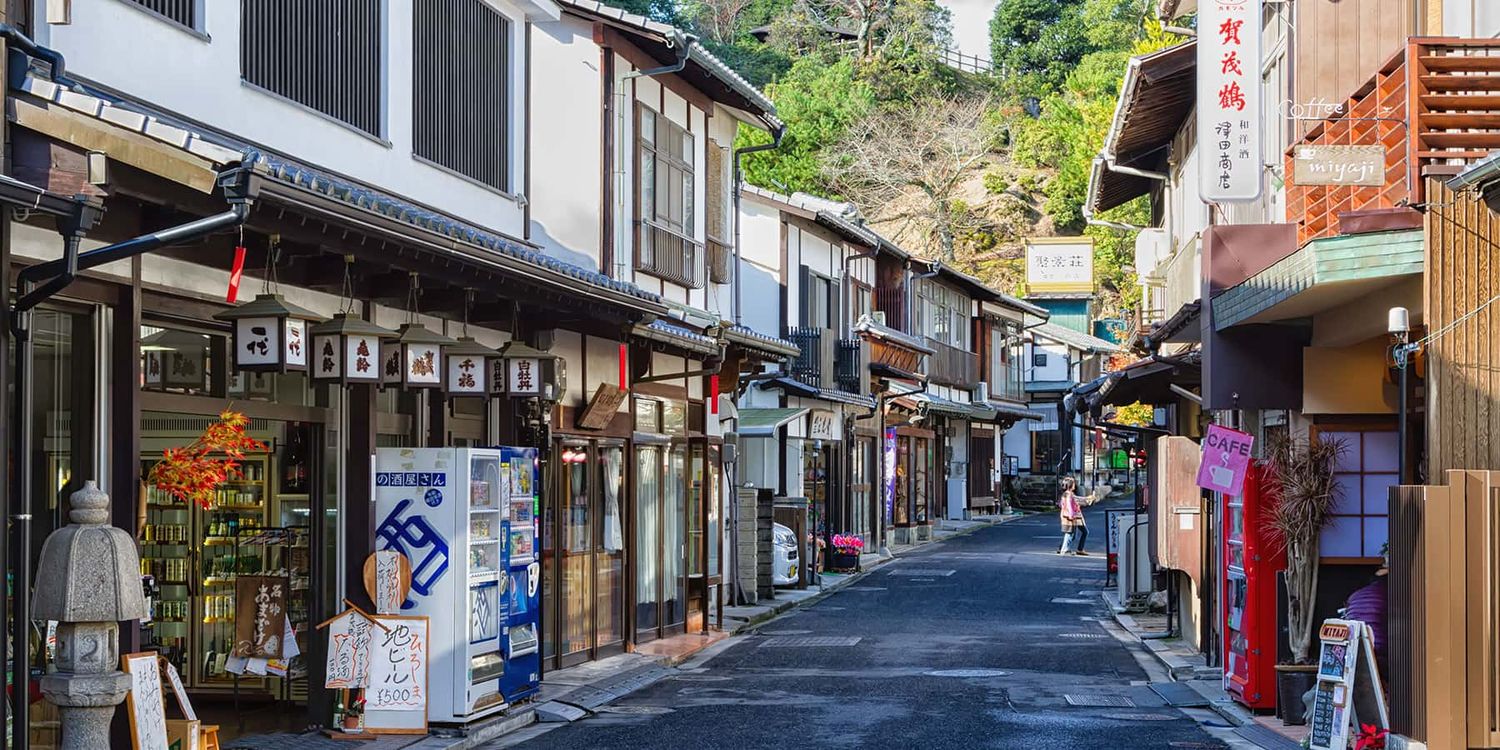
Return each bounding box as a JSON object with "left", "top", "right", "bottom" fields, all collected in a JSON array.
[{"left": 1223, "top": 462, "right": 1284, "bottom": 710}]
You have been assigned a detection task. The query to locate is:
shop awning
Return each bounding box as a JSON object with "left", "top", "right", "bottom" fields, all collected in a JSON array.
[
  {"left": 1033, "top": 322, "right": 1121, "bottom": 355},
  {"left": 1071, "top": 351, "right": 1201, "bottom": 411},
  {"left": 853, "top": 314, "right": 936, "bottom": 356},
  {"left": 725, "top": 324, "right": 800, "bottom": 361},
  {"left": 895, "top": 392, "right": 982, "bottom": 420},
  {"left": 1087, "top": 41, "right": 1197, "bottom": 215},
  {"left": 1144, "top": 301, "right": 1202, "bottom": 348},
  {"left": 1213, "top": 229, "right": 1423, "bottom": 331},
  {"left": 975, "top": 400, "right": 1046, "bottom": 422},
  {"left": 759, "top": 377, "right": 878, "bottom": 409},
  {"left": 1026, "top": 380, "right": 1077, "bottom": 394},
  {"left": 736, "top": 407, "right": 809, "bottom": 437}
]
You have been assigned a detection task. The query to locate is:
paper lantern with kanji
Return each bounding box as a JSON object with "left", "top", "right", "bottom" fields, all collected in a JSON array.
[
  {"left": 308, "top": 314, "right": 396, "bottom": 385},
  {"left": 389, "top": 323, "right": 457, "bottom": 389},
  {"left": 444, "top": 337, "right": 503, "bottom": 397},
  {"left": 213, "top": 294, "right": 325, "bottom": 373}
]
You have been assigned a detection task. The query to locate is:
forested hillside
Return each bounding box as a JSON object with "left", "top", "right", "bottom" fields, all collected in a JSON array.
[{"left": 612, "top": 0, "right": 1180, "bottom": 317}]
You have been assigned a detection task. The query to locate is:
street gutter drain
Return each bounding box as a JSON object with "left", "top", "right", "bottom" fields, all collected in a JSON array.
[
  {"left": 1065, "top": 694, "right": 1136, "bottom": 708},
  {"left": 594, "top": 705, "right": 675, "bottom": 715},
  {"left": 1058, "top": 633, "right": 1109, "bottom": 639},
  {"left": 888, "top": 569, "right": 956, "bottom": 577},
  {"left": 1050, "top": 597, "right": 1096, "bottom": 604},
  {"left": 757, "top": 629, "right": 813, "bottom": 635},
  {"left": 924, "top": 669, "right": 1011, "bottom": 678},
  {"left": 1099, "top": 711, "right": 1180, "bottom": 721},
  {"left": 759, "top": 636, "right": 862, "bottom": 648}
]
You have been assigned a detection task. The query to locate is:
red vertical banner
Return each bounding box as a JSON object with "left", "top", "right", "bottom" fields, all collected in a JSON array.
[
  {"left": 710, "top": 374, "right": 720, "bottom": 415},
  {"left": 226, "top": 245, "right": 247, "bottom": 303},
  {"left": 618, "top": 343, "right": 628, "bottom": 390}
]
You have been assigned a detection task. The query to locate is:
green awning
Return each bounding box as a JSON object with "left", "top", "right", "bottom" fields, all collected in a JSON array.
[
  {"left": 1214, "top": 229, "right": 1423, "bottom": 330},
  {"left": 735, "top": 407, "right": 810, "bottom": 437}
]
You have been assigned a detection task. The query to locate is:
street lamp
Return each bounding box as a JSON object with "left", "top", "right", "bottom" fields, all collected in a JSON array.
[{"left": 1389, "top": 307, "right": 1415, "bottom": 485}]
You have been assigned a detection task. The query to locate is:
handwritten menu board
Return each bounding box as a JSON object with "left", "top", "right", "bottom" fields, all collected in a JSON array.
[
  {"left": 124, "top": 652, "right": 169, "bottom": 750},
  {"left": 362, "top": 615, "right": 429, "bottom": 734},
  {"left": 324, "top": 612, "right": 374, "bottom": 689},
  {"left": 374, "top": 550, "right": 403, "bottom": 615},
  {"left": 234, "top": 575, "right": 288, "bottom": 658},
  {"left": 1308, "top": 681, "right": 1338, "bottom": 748}
]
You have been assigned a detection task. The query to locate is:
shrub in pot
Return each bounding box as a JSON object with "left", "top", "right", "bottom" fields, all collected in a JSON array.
[{"left": 1260, "top": 432, "right": 1345, "bottom": 725}]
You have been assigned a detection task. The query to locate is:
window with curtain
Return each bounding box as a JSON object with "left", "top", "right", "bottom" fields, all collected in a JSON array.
[
  {"left": 802, "top": 268, "right": 834, "bottom": 330},
  {"left": 635, "top": 446, "right": 662, "bottom": 633}
]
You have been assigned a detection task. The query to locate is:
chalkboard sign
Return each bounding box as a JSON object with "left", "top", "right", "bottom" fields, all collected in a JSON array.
[
  {"left": 1308, "top": 618, "right": 1388, "bottom": 750},
  {"left": 362, "top": 615, "right": 429, "bottom": 735},
  {"left": 1308, "top": 681, "right": 1337, "bottom": 748},
  {"left": 124, "top": 652, "right": 170, "bottom": 750}
]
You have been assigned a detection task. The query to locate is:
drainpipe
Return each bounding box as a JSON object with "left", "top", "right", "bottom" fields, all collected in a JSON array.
[
  {"left": 10, "top": 167, "right": 254, "bottom": 750},
  {"left": 0, "top": 24, "right": 77, "bottom": 88}
]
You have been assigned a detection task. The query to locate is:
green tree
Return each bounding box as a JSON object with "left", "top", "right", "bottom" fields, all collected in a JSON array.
[
  {"left": 737, "top": 55, "right": 875, "bottom": 196},
  {"left": 989, "top": 0, "right": 1139, "bottom": 94}
]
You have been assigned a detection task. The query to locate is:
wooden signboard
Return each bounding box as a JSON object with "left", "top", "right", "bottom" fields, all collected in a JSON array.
[
  {"left": 1292, "top": 145, "right": 1385, "bottom": 187},
  {"left": 577, "top": 384, "right": 627, "bottom": 430},
  {"left": 323, "top": 610, "right": 376, "bottom": 690},
  {"left": 234, "top": 575, "right": 289, "bottom": 658},
  {"left": 362, "top": 615, "right": 430, "bottom": 735},
  {"left": 123, "top": 652, "right": 169, "bottom": 750},
  {"left": 363, "top": 550, "right": 412, "bottom": 616}
]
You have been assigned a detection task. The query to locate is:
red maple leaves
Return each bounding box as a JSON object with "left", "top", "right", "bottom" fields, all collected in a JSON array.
[{"left": 148, "top": 408, "right": 268, "bottom": 509}]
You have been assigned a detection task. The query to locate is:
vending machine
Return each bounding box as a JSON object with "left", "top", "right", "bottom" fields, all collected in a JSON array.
[
  {"left": 498, "top": 446, "right": 541, "bottom": 703},
  {"left": 374, "top": 447, "right": 510, "bottom": 724},
  {"left": 1223, "top": 463, "right": 1284, "bottom": 711}
]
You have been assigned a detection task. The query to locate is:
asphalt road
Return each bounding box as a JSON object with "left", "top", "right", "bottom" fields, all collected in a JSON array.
[{"left": 499, "top": 499, "right": 1233, "bottom": 749}]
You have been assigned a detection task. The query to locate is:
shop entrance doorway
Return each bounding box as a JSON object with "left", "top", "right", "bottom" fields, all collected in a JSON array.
[{"left": 541, "top": 440, "right": 626, "bottom": 669}]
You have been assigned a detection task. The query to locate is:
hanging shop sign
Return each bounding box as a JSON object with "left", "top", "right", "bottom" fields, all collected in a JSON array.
[
  {"left": 309, "top": 314, "right": 397, "bottom": 385},
  {"left": 1198, "top": 0, "right": 1263, "bottom": 202},
  {"left": 500, "top": 340, "right": 563, "bottom": 399},
  {"left": 233, "top": 575, "right": 289, "bottom": 659},
  {"left": 578, "top": 384, "right": 628, "bottom": 430},
  {"left": 1196, "top": 423, "right": 1254, "bottom": 496},
  {"left": 444, "top": 337, "right": 504, "bottom": 397},
  {"left": 387, "top": 324, "right": 457, "bottom": 390},
  {"left": 214, "top": 294, "right": 325, "bottom": 373},
  {"left": 1292, "top": 145, "right": 1385, "bottom": 188},
  {"left": 808, "top": 410, "right": 838, "bottom": 442}
]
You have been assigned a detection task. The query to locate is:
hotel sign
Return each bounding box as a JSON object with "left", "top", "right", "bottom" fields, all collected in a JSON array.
[
  {"left": 1198, "top": 0, "right": 1263, "bottom": 202},
  {"left": 1292, "top": 145, "right": 1385, "bottom": 187}
]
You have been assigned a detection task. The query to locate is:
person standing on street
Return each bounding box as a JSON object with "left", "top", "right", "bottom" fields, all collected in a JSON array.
[{"left": 1058, "top": 477, "right": 1080, "bottom": 554}]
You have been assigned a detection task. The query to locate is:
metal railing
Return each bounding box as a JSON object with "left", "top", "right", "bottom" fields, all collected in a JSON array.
[
  {"left": 638, "top": 220, "right": 704, "bottom": 288},
  {"left": 785, "top": 327, "right": 827, "bottom": 388},
  {"left": 835, "top": 338, "right": 864, "bottom": 395}
]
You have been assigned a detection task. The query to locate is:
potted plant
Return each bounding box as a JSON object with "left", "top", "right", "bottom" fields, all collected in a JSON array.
[
  {"left": 343, "top": 693, "right": 365, "bottom": 732},
  {"left": 1260, "top": 432, "right": 1345, "bottom": 725},
  {"left": 829, "top": 534, "right": 864, "bottom": 571}
]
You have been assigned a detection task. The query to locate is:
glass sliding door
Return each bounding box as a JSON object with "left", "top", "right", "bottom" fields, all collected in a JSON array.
[
  {"left": 597, "top": 445, "right": 626, "bottom": 650},
  {"left": 559, "top": 444, "right": 592, "bottom": 665},
  {"left": 634, "top": 445, "right": 663, "bottom": 641},
  {"left": 663, "top": 444, "right": 687, "bottom": 632}
]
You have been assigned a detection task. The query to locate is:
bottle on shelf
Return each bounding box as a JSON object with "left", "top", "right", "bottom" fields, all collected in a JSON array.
[
  {"left": 282, "top": 425, "right": 309, "bottom": 494},
  {"left": 204, "top": 638, "right": 218, "bottom": 677}
]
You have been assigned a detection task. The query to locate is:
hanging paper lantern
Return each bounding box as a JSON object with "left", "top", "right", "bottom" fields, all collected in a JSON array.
[
  {"left": 389, "top": 323, "right": 458, "bottom": 389},
  {"left": 213, "top": 294, "right": 325, "bottom": 373},
  {"left": 500, "top": 340, "right": 565, "bottom": 400},
  {"left": 307, "top": 314, "right": 397, "bottom": 385},
  {"left": 444, "top": 337, "right": 504, "bottom": 397}
]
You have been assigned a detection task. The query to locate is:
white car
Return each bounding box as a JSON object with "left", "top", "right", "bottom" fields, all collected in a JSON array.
[{"left": 772, "top": 523, "right": 799, "bottom": 586}]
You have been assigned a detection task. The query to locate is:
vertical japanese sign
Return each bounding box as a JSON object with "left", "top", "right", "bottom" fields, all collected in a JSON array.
[
  {"left": 883, "top": 427, "right": 898, "bottom": 523},
  {"left": 1198, "top": 0, "right": 1262, "bottom": 202},
  {"left": 234, "top": 575, "right": 288, "bottom": 658}
]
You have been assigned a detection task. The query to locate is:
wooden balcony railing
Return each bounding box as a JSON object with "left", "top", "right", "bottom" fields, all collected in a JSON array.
[
  {"left": 874, "top": 287, "right": 906, "bottom": 331},
  {"left": 925, "top": 339, "right": 979, "bottom": 388},
  {"left": 785, "top": 327, "right": 834, "bottom": 390},
  {"left": 835, "top": 338, "right": 866, "bottom": 395},
  {"left": 1288, "top": 39, "right": 1500, "bottom": 246}
]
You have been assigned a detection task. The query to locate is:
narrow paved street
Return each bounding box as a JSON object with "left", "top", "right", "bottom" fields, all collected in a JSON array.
[{"left": 498, "top": 501, "right": 1234, "bottom": 749}]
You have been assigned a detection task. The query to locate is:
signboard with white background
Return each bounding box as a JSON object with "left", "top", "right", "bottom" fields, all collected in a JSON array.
[
  {"left": 1198, "top": 0, "right": 1264, "bottom": 202},
  {"left": 1024, "top": 238, "right": 1094, "bottom": 294}
]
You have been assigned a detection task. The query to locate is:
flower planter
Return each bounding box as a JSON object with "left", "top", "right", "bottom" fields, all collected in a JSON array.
[{"left": 829, "top": 551, "right": 861, "bottom": 572}]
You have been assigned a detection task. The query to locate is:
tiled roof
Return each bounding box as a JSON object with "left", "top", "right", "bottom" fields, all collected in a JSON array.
[
  {"left": 15, "top": 72, "right": 665, "bottom": 311},
  {"left": 725, "top": 324, "right": 800, "bottom": 359},
  {"left": 554, "top": 0, "right": 778, "bottom": 121},
  {"left": 1032, "top": 322, "right": 1121, "bottom": 353},
  {"left": 632, "top": 319, "right": 721, "bottom": 356},
  {"left": 740, "top": 183, "right": 879, "bottom": 247},
  {"left": 852, "top": 314, "right": 935, "bottom": 355},
  {"left": 759, "top": 377, "right": 877, "bottom": 409}
]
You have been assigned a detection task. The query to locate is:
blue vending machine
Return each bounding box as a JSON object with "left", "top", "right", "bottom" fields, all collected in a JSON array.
[{"left": 498, "top": 446, "right": 541, "bottom": 702}]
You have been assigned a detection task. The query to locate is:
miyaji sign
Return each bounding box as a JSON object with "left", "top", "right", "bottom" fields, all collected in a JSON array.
[{"left": 1199, "top": 0, "right": 1263, "bottom": 202}]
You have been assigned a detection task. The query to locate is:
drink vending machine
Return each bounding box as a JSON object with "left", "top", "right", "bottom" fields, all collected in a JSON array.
[
  {"left": 1223, "top": 462, "right": 1284, "bottom": 711},
  {"left": 374, "top": 447, "right": 542, "bottom": 724},
  {"left": 498, "top": 446, "right": 541, "bottom": 703}
]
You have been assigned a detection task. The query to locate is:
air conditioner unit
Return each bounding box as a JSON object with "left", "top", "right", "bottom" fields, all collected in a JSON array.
[
  {"left": 974, "top": 382, "right": 990, "bottom": 402},
  {"left": 872, "top": 311, "right": 887, "bottom": 326}
]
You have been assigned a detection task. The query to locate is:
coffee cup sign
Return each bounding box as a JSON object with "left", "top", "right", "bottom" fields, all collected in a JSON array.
[{"left": 1196, "top": 424, "right": 1254, "bottom": 496}]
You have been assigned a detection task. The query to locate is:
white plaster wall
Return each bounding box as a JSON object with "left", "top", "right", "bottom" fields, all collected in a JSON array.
[
  {"left": 42, "top": 0, "right": 529, "bottom": 236},
  {"left": 736, "top": 196, "right": 783, "bottom": 338},
  {"left": 529, "top": 13, "right": 605, "bottom": 274},
  {"left": 1002, "top": 423, "right": 1030, "bottom": 472},
  {"left": 1025, "top": 341, "right": 1071, "bottom": 382}
]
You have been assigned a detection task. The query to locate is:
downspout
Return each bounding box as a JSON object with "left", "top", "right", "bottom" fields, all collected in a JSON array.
[
  {"left": 9, "top": 166, "right": 254, "bottom": 750},
  {"left": 0, "top": 24, "right": 76, "bottom": 88}
]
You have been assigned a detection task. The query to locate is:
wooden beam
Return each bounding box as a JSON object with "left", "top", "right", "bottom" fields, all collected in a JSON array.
[{"left": 8, "top": 96, "right": 219, "bottom": 192}]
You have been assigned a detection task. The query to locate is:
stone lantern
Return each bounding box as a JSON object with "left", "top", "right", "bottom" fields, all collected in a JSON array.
[{"left": 35, "top": 481, "right": 147, "bottom": 750}]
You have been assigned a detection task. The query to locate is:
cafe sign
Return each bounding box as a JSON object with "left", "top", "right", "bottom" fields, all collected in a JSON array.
[{"left": 1292, "top": 145, "right": 1385, "bottom": 187}]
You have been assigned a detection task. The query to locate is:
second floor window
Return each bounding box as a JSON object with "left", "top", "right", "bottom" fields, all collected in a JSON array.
[
  {"left": 414, "top": 0, "right": 511, "bottom": 191},
  {"left": 637, "top": 105, "right": 701, "bottom": 287},
  {"left": 241, "top": 0, "right": 382, "bottom": 136},
  {"left": 852, "top": 283, "right": 873, "bottom": 323},
  {"left": 801, "top": 268, "right": 835, "bottom": 330},
  {"left": 126, "top": 0, "right": 196, "bottom": 28}
]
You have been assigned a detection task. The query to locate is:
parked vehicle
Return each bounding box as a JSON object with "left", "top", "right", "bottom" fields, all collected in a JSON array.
[{"left": 772, "top": 523, "right": 799, "bottom": 586}]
